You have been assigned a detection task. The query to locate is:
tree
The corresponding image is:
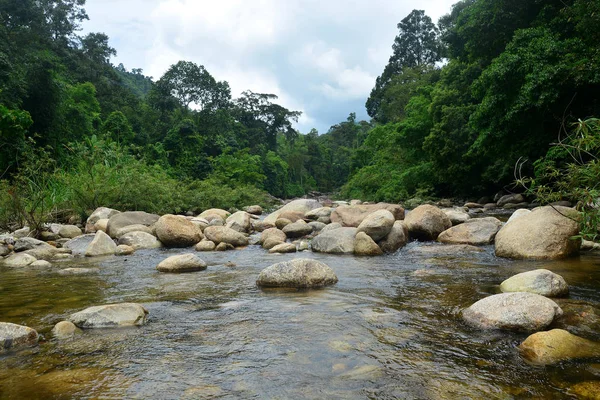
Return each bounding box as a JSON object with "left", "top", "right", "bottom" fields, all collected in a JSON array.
[
  {"left": 102, "top": 111, "right": 134, "bottom": 145},
  {"left": 366, "top": 10, "right": 441, "bottom": 121}
]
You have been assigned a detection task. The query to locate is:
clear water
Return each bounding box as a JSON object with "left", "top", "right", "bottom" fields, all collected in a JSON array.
[{"left": 1, "top": 241, "right": 600, "bottom": 399}]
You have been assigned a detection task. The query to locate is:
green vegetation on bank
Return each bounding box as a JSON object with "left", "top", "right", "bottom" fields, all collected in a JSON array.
[{"left": 0, "top": 0, "right": 599, "bottom": 234}]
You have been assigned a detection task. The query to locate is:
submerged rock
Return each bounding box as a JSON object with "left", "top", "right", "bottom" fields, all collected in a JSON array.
[
  {"left": 519, "top": 329, "right": 600, "bottom": 365},
  {"left": 69, "top": 303, "right": 148, "bottom": 328},
  {"left": 354, "top": 232, "right": 383, "bottom": 256},
  {"left": 500, "top": 269, "right": 569, "bottom": 297},
  {"left": 462, "top": 292, "right": 563, "bottom": 332},
  {"left": 404, "top": 205, "right": 452, "bottom": 241},
  {"left": 311, "top": 227, "right": 357, "bottom": 254},
  {"left": 154, "top": 214, "right": 203, "bottom": 247},
  {"left": 437, "top": 217, "right": 502, "bottom": 245},
  {"left": 156, "top": 253, "right": 207, "bottom": 273},
  {"left": 30, "top": 260, "right": 52, "bottom": 268},
  {"left": 0, "top": 322, "right": 39, "bottom": 350},
  {"left": 495, "top": 206, "right": 580, "bottom": 259},
  {"left": 568, "top": 381, "right": 600, "bottom": 399},
  {"left": 256, "top": 258, "right": 338, "bottom": 288},
  {"left": 85, "top": 230, "right": 117, "bottom": 257},
  {"left": 52, "top": 321, "right": 78, "bottom": 339}
]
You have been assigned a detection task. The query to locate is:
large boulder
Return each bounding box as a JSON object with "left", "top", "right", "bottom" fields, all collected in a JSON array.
[
  {"left": 106, "top": 211, "right": 159, "bottom": 238},
  {"left": 404, "top": 205, "right": 452, "bottom": 241},
  {"left": 156, "top": 253, "right": 207, "bottom": 273},
  {"left": 462, "top": 292, "right": 563, "bottom": 332},
  {"left": 437, "top": 217, "right": 503, "bottom": 245},
  {"left": 311, "top": 227, "right": 357, "bottom": 254},
  {"left": 500, "top": 269, "right": 569, "bottom": 297},
  {"left": 0, "top": 253, "right": 37, "bottom": 267},
  {"left": 282, "top": 220, "right": 313, "bottom": 239},
  {"left": 519, "top": 329, "right": 600, "bottom": 365},
  {"left": 378, "top": 221, "right": 408, "bottom": 253},
  {"left": 225, "top": 211, "right": 253, "bottom": 233},
  {"left": 330, "top": 203, "right": 404, "bottom": 227},
  {"left": 85, "top": 207, "right": 120, "bottom": 233},
  {"left": 118, "top": 231, "right": 163, "bottom": 250},
  {"left": 85, "top": 230, "right": 117, "bottom": 257},
  {"left": 354, "top": 232, "right": 383, "bottom": 256},
  {"left": 154, "top": 214, "right": 203, "bottom": 248},
  {"left": 0, "top": 322, "right": 39, "bottom": 350},
  {"left": 506, "top": 208, "right": 531, "bottom": 224},
  {"left": 203, "top": 226, "right": 249, "bottom": 247},
  {"left": 69, "top": 303, "right": 148, "bottom": 328},
  {"left": 263, "top": 199, "right": 322, "bottom": 225},
  {"left": 495, "top": 206, "right": 580, "bottom": 259},
  {"left": 260, "top": 228, "right": 287, "bottom": 250},
  {"left": 356, "top": 209, "right": 395, "bottom": 241},
  {"left": 256, "top": 258, "right": 338, "bottom": 288}
]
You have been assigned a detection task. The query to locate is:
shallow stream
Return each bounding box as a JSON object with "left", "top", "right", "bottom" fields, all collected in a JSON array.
[{"left": 1, "top": 241, "right": 600, "bottom": 399}]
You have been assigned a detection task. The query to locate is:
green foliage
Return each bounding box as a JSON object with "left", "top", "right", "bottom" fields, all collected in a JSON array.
[
  {"left": 0, "top": 105, "right": 33, "bottom": 174},
  {"left": 102, "top": 111, "right": 134, "bottom": 145},
  {"left": 209, "top": 150, "right": 266, "bottom": 188}
]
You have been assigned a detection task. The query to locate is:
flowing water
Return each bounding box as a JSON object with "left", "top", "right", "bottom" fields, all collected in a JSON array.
[{"left": 1, "top": 239, "right": 600, "bottom": 399}]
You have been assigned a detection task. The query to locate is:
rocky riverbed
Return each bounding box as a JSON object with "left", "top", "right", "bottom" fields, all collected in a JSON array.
[{"left": 1, "top": 199, "right": 600, "bottom": 398}]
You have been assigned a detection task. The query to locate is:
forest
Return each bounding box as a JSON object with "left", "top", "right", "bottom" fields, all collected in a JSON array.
[{"left": 1, "top": 0, "right": 599, "bottom": 231}]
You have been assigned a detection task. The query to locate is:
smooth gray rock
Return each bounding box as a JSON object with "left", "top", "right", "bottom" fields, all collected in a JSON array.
[
  {"left": 195, "top": 239, "right": 216, "bottom": 251},
  {"left": 156, "top": 253, "right": 207, "bottom": 273},
  {"left": 463, "top": 292, "right": 563, "bottom": 332},
  {"left": 225, "top": 211, "right": 253, "bottom": 233},
  {"left": 118, "top": 231, "right": 163, "bottom": 250},
  {"left": 86, "top": 207, "right": 120, "bottom": 233},
  {"left": 85, "top": 230, "right": 117, "bottom": 257},
  {"left": 69, "top": 303, "right": 148, "bottom": 328},
  {"left": 63, "top": 234, "right": 96, "bottom": 256},
  {"left": 311, "top": 227, "right": 357, "bottom": 254},
  {"left": 500, "top": 269, "right": 569, "bottom": 297},
  {"left": 0, "top": 252, "right": 37, "bottom": 267},
  {"left": 0, "top": 322, "right": 39, "bottom": 350},
  {"left": 106, "top": 211, "right": 159, "bottom": 238},
  {"left": 256, "top": 258, "right": 338, "bottom": 288},
  {"left": 437, "top": 217, "right": 503, "bottom": 245},
  {"left": 283, "top": 220, "right": 313, "bottom": 238}
]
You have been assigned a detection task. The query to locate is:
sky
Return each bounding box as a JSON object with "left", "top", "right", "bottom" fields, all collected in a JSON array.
[{"left": 82, "top": 0, "right": 458, "bottom": 133}]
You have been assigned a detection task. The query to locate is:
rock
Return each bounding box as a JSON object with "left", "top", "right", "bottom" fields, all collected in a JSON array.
[
  {"left": 279, "top": 210, "right": 306, "bottom": 222},
  {"left": 495, "top": 206, "right": 580, "bottom": 259},
  {"left": 298, "top": 240, "right": 310, "bottom": 251},
  {"left": 483, "top": 203, "right": 497, "bottom": 210},
  {"left": 569, "top": 382, "right": 600, "bottom": 399},
  {"left": 195, "top": 239, "right": 216, "bottom": 251},
  {"left": 354, "top": 232, "right": 383, "bottom": 256},
  {"left": 464, "top": 202, "right": 483, "bottom": 209},
  {"left": 106, "top": 211, "right": 159, "bottom": 238},
  {"left": 63, "top": 234, "right": 95, "bottom": 256},
  {"left": 260, "top": 228, "right": 287, "bottom": 249},
  {"left": 503, "top": 202, "right": 529, "bottom": 209},
  {"left": 308, "top": 221, "right": 327, "bottom": 232},
  {"left": 0, "top": 244, "right": 10, "bottom": 257},
  {"left": 304, "top": 207, "right": 333, "bottom": 221},
  {"left": 85, "top": 230, "right": 117, "bottom": 257},
  {"left": 330, "top": 203, "right": 404, "bottom": 227},
  {"left": 156, "top": 253, "right": 207, "bottom": 273},
  {"left": 356, "top": 209, "right": 394, "bottom": 241},
  {"left": 189, "top": 217, "right": 209, "bottom": 232},
  {"left": 311, "top": 227, "right": 357, "bottom": 254},
  {"left": 207, "top": 216, "right": 225, "bottom": 226},
  {"left": 244, "top": 205, "right": 263, "bottom": 215},
  {"left": 500, "top": 269, "right": 569, "bottom": 297},
  {"left": 225, "top": 211, "right": 253, "bottom": 233},
  {"left": 110, "top": 224, "right": 155, "bottom": 239},
  {"left": 321, "top": 223, "right": 342, "bottom": 233},
  {"left": 58, "top": 225, "right": 82, "bottom": 239},
  {"left": 437, "top": 217, "right": 503, "bottom": 245},
  {"left": 115, "top": 245, "right": 135, "bottom": 256},
  {"left": 93, "top": 218, "right": 109, "bottom": 233},
  {"left": 215, "top": 242, "right": 233, "bottom": 251},
  {"left": 263, "top": 199, "right": 322, "bottom": 225},
  {"left": 283, "top": 220, "right": 313, "bottom": 238},
  {"left": 0, "top": 322, "right": 39, "bottom": 350},
  {"left": 22, "top": 240, "right": 71, "bottom": 261},
  {"left": 14, "top": 237, "right": 46, "bottom": 252},
  {"left": 199, "top": 208, "right": 230, "bottom": 221},
  {"left": 256, "top": 258, "right": 338, "bottom": 288},
  {"left": 1, "top": 252, "right": 37, "bottom": 267},
  {"left": 69, "top": 303, "right": 148, "bottom": 328},
  {"left": 404, "top": 205, "right": 452, "bottom": 241},
  {"left": 30, "top": 260, "right": 52, "bottom": 268},
  {"left": 118, "top": 231, "right": 163, "bottom": 250},
  {"left": 85, "top": 207, "right": 120, "bottom": 233},
  {"left": 506, "top": 208, "right": 531, "bottom": 224},
  {"left": 462, "top": 292, "right": 563, "bottom": 332},
  {"left": 582, "top": 240, "right": 600, "bottom": 251},
  {"left": 57, "top": 268, "right": 98, "bottom": 275},
  {"left": 203, "top": 226, "right": 249, "bottom": 247},
  {"left": 13, "top": 226, "right": 31, "bottom": 238},
  {"left": 519, "top": 329, "right": 600, "bottom": 365},
  {"left": 350, "top": 199, "right": 363, "bottom": 205},
  {"left": 40, "top": 230, "right": 60, "bottom": 241},
  {"left": 154, "top": 214, "right": 203, "bottom": 248},
  {"left": 443, "top": 209, "right": 471, "bottom": 225},
  {"left": 497, "top": 193, "right": 525, "bottom": 207},
  {"left": 252, "top": 220, "right": 272, "bottom": 232},
  {"left": 438, "top": 199, "right": 453, "bottom": 208},
  {"left": 378, "top": 221, "right": 409, "bottom": 253},
  {"left": 52, "top": 321, "right": 78, "bottom": 339},
  {"left": 269, "top": 243, "right": 297, "bottom": 254},
  {"left": 275, "top": 218, "right": 292, "bottom": 230}
]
